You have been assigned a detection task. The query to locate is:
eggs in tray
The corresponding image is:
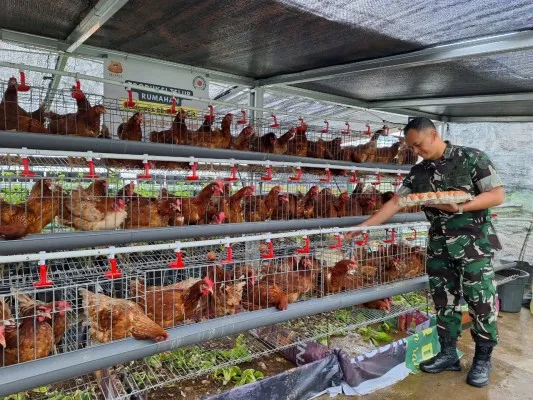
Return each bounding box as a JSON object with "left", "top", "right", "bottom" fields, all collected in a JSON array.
[{"left": 399, "top": 190, "right": 473, "bottom": 207}]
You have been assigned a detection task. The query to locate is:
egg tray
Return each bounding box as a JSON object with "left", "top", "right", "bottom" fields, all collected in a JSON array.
[{"left": 399, "top": 191, "right": 473, "bottom": 208}]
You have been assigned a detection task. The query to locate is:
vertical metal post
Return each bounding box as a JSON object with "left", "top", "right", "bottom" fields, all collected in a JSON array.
[
  {"left": 249, "top": 87, "right": 264, "bottom": 125},
  {"left": 439, "top": 118, "right": 448, "bottom": 140}
]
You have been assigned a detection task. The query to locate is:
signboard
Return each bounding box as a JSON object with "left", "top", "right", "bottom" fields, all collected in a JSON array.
[{"left": 103, "top": 56, "right": 209, "bottom": 131}]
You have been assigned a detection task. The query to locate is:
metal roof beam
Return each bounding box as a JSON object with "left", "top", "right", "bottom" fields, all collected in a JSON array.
[
  {"left": 213, "top": 85, "right": 245, "bottom": 102},
  {"left": 268, "top": 86, "right": 441, "bottom": 121},
  {"left": 385, "top": 108, "right": 443, "bottom": 120},
  {"left": 448, "top": 116, "right": 533, "bottom": 123},
  {"left": 42, "top": 54, "right": 69, "bottom": 110},
  {"left": 258, "top": 30, "right": 533, "bottom": 87},
  {"left": 370, "top": 92, "right": 533, "bottom": 108},
  {"left": 267, "top": 85, "right": 369, "bottom": 109},
  {"left": 0, "top": 29, "right": 255, "bottom": 87},
  {"left": 65, "top": 0, "right": 129, "bottom": 53}
]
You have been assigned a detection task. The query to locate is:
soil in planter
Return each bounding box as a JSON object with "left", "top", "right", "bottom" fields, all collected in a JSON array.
[{"left": 147, "top": 354, "right": 296, "bottom": 399}]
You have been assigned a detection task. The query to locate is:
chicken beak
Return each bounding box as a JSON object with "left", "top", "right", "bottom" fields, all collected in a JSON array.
[{"left": 0, "top": 333, "right": 6, "bottom": 348}]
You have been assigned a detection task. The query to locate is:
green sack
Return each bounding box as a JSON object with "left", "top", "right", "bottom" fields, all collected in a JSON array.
[
  {"left": 405, "top": 325, "right": 464, "bottom": 372},
  {"left": 405, "top": 326, "right": 440, "bottom": 372}
]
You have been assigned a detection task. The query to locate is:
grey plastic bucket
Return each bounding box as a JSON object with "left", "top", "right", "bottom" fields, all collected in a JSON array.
[
  {"left": 514, "top": 261, "right": 533, "bottom": 286},
  {"left": 497, "top": 268, "right": 530, "bottom": 313}
]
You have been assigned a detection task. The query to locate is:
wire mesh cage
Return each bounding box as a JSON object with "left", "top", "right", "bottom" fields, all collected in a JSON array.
[
  {"left": 0, "top": 169, "right": 421, "bottom": 238},
  {"left": 0, "top": 224, "right": 428, "bottom": 370},
  {"left": 6, "top": 289, "right": 429, "bottom": 400},
  {"left": 0, "top": 78, "right": 415, "bottom": 165}
]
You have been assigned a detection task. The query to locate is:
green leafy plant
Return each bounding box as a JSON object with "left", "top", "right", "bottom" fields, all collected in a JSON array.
[
  {"left": 147, "top": 355, "right": 163, "bottom": 370},
  {"left": 233, "top": 369, "right": 264, "bottom": 387},
  {"left": 46, "top": 390, "right": 92, "bottom": 400},
  {"left": 214, "top": 366, "right": 241, "bottom": 385},
  {"left": 1, "top": 394, "right": 27, "bottom": 400},
  {"left": 334, "top": 309, "right": 351, "bottom": 323},
  {"left": 132, "top": 371, "right": 150, "bottom": 389},
  {"left": 214, "top": 366, "right": 265, "bottom": 387},
  {"left": 378, "top": 321, "right": 397, "bottom": 335},
  {"left": 215, "top": 334, "right": 251, "bottom": 361},
  {"left": 357, "top": 326, "right": 394, "bottom": 346}
]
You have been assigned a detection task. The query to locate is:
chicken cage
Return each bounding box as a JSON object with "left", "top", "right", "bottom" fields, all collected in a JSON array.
[
  {"left": 0, "top": 78, "right": 416, "bottom": 165},
  {"left": 0, "top": 72, "right": 429, "bottom": 398},
  {"left": 0, "top": 149, "right": 420, "bottom": 240},
  {"left": 0, "top": 223, "right": 428, "bottom": 372}
]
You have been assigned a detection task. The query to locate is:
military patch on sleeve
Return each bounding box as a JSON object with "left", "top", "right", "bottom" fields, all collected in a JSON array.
[{"left": 476, "top": 157, "right": 491, "bottom": 170}]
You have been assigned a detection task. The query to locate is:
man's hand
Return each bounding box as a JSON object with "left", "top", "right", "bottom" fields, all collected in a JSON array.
[
  {"left": 345, "top": 195, "right": 403, "bottom": 239},
  {"left": 429, "top": 203, "right": 460, "bottom": 213},
  {"left": 344, "top": 226, "right": 365, "bottom": 240}
]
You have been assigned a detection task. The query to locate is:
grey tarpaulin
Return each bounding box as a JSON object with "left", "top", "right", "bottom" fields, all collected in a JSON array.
[
  {"left": 205, "top": 353, "right": 343, "bottom": 400},
  {"left": 207, "top": 328, "right": 411, "bottom": 399},
  {"left": 335, "top": 340, "right": 409, "bottom": 395}
]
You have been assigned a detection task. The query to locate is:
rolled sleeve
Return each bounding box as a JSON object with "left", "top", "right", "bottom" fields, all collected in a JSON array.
[
  {"left": 396, "top": 185, "right": 412, "bottom": 197},
  {"left": 396, "top": 173, "right": 414, "bottom": 196},
  {"left": 470, "top": 150, "right": 504, "bottom": 193}
]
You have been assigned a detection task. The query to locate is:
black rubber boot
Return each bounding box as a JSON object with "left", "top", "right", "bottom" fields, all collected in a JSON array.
[
  {"left": 467, "top": 344, "right": 493, "bottom": 387},
  {"left": 419, "top": 336, "right": 461, "bottom": 373}
]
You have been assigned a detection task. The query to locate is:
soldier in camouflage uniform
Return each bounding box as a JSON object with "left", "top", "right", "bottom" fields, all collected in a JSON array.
[{"left": 347, "top": 117, "right": 505, "bottom": 388}]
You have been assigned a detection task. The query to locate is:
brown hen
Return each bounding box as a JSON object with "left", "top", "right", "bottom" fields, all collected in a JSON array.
[
  {"left": 80, "top": 289, "right": 168, "bottom": 343},
  {"left": 130, "top": 277, "right": 213, "bottom": 329}
]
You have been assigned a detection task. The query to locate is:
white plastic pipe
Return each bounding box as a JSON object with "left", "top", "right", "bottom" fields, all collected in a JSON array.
[
  {"left": 0, "top": 222, "right": 428, "bottom": 263},
  {"left": 0, "top": 147, "right": 409, "bottom": 174}
]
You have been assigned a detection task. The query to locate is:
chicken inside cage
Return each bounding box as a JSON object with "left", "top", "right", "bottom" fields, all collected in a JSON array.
[
  {"left": 1, "top": 78, "right": 415, "bottom": 165},
  {"left": 0, "top": 225, "right": 427, "bottom": 367},
  {"left": 0, "top": 171, "right": 421, "bottom": 239}
]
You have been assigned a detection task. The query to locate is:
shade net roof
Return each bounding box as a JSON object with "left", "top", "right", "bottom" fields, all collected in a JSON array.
[{"left": 1, "top": 0, "right": 533, "bottom": 119}]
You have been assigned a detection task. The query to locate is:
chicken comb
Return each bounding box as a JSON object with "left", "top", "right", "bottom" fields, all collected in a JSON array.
[
  {"left": 203, "top": 276, "right": 214, "bottom": 289},
  {"left": 55, "top": 300, "right": 72, "bottom": 311}
]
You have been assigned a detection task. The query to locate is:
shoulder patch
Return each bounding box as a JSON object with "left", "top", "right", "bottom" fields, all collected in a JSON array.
[{"left": 476, "top": 157, "right": 491, "bottom": 169}]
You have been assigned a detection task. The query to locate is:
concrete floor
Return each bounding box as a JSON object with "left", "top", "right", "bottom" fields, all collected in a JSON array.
[{"left": 329, "top": 308, "right": 533, "bottom": 400}]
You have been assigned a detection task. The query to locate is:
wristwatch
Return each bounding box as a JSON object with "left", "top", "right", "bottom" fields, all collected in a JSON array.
[{"left": 456, "top": 204, "right": 464, "bottom": 214}]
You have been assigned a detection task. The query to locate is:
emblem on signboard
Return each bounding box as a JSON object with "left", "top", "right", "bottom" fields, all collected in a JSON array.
[
  {"left": 193, "top": 76, "right": 207, "bottom": 90},
  {"left": 108, "top": 61, "right": 123, "bottom": 74}
]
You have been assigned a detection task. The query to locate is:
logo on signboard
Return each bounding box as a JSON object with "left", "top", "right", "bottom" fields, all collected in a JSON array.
[
  {"left": 108, "top": 61, "right": 123, "bottom": 75},
  {"left": 193, "top": 76, "right": 207, "bottom": 90}
]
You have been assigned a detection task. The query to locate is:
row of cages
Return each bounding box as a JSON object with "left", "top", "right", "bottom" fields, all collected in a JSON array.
[
  {"left": 0, "top": 78, "right": 417, "bottom": 164},
  {"left": 1, "top": 300, "right": 431, "bottom": 399},
  {"left": 0, "top": 224, "right": 428, "bottom": 368},
  {"left": 0, "top": 173, "right": 421, "bottom": 238}
]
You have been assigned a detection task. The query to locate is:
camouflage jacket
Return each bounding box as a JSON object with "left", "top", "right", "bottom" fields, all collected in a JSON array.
[{"left": 398, "top": 141, "right": 503, "bottom": 257}]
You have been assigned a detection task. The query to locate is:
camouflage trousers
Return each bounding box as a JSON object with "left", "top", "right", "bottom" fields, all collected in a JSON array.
[{"left": 427, "top": 238, "right": 499, "bottom": 346}]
